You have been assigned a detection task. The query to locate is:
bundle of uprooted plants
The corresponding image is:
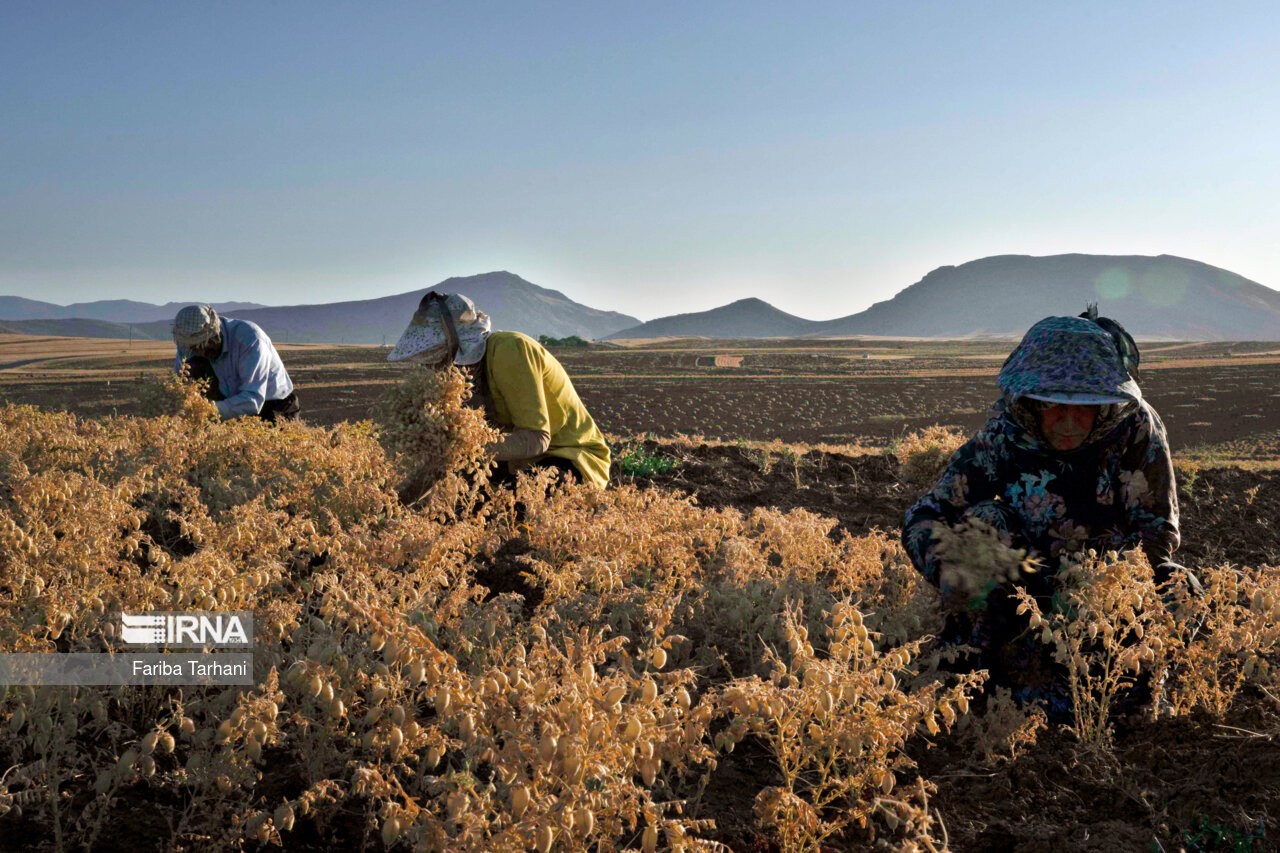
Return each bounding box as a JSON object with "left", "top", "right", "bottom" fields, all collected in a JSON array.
[
  {"left": 0, "top": 376, "right": 1277, "bottom": 852},
  {"left": 375, "top": 366, "right": 499, "bottom": 513},
  {"left": 929, "top": 517, "right": 1039, "bottom": 610}
]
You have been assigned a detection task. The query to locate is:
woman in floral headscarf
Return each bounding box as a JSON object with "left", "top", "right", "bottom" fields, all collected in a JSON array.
[
  {"left": 388, "top": 291, "right": 611, "bottom": 487},
  {"left": 901, "top": 307, "right": 1196, "bottom": 711}
]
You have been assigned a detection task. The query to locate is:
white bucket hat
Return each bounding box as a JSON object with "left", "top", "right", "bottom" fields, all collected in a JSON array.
[{"left": 388, "top": 292, "right": 491, "bottom": 366}]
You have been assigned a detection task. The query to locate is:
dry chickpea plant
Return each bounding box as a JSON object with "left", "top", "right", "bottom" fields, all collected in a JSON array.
[
  {"left": 1161, "top": 562, "right": 1280, "bottom": 717},
  {"left": 0, "top": 376, "right": 1277, "bottom": 851},
  {"left": 1010, "top": 550, "right": 1176, "bottom": 744},
  {"left": 928, "top": 518, "right": 1038, "bottom": 613},
  {"left": 1004, "top": 549, "right": 1280, "bottom": 745},
  {"left": 891, "top": 427, "right": 966, "bottom": 491},
  {"left": 720, "top": 602, "right": 983, "bottom": 853}
]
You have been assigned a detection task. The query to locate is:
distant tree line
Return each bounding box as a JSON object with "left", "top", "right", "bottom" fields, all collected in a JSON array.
[{"left": 537, "top": 334, "right": 590, "bottom": 347}]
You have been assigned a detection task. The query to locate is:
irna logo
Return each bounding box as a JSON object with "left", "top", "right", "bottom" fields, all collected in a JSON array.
[{"left": 119, "top": 612, "right": 252, "bottom": 647}]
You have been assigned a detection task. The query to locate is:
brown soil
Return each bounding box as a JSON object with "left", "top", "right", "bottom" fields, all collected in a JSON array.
[
  {"left": 575, "top": 361, "right": 1280, "bottom": 451},
  {"left": 618, "top": 440, "right": 1280, "bottom": 568},
  {"left": 917, "top": 696, "right": 1280, "bottom": 852},
  {"left": 4, "top": 343, "right": 1279, "bottom": 453}
]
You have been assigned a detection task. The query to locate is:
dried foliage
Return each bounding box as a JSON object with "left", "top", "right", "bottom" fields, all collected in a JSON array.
[
  {"left": 930, "top": 518, "right": 1038, "bottom": 608},
  {"left": 137, "top": 362, "right": 219, "bottom": 422},
  {"left": 892, "top": 426, "right": 967, "bottom": 489},
  {"left": 1013, "top": 551, "right": 1174, "bottom": 743},
  {"left": 721, "top": 602, "right": 981, "bottom": 852},
  {"left": 375, "top": 366, "right": 499, "bottom": 510},
  {"left": 953, "top": 687, "right": 1047, "bottom": 765},
  {"left": 1162, "top": 563, "right": 1280, "bottom": 716},
  {"left": 0, "top": 373, "right": 967, "bottom": 852},
  {"left": 0, "top": 371, "right": 1277, "bottom": 851},
  {"left": 1014, "top": 549, "right": 1280, "bottom": 743}
]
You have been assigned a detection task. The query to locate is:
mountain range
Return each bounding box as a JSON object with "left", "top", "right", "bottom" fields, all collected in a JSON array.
[
  {"left": 3, "top": 255, "right": 1279, "bottom": 343},
  {"left": 0, "top": 297, "right": 267, "bottom": 324},
  {"left": 0, "top": 273, "right": 639, "bottom": 344},
  {"left": 604, "top": 254, "right": 1280, "bottom": 340}
]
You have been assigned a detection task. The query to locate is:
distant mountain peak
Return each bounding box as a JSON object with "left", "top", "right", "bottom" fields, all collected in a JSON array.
[
  {"left": 818, "top": 253, "right": 1280, "bottom": 339},
  {"left": 605, "top": 296, "right": 815, "bottom": 339},
  {"left": 440, "top": 270, "right": 525, "bottom": 284},
  {"left": 0, "top": 272, "right": 638, "bottom": 344},
  {"left": 607, "top": 254, "right": 1280, "bottom": 341},
  {"left": 0, "top": 296, "right": 269, "bottom": 324}
]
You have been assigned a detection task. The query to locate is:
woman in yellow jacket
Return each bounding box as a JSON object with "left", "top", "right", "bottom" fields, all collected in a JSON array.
[{"left": 387, "top": 291, "right": 611, "bottom": 487}]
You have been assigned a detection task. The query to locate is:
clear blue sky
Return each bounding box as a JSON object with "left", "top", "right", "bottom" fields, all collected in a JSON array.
[{"left": 3, "top": 1, "right": 1278, "bottom": 320}]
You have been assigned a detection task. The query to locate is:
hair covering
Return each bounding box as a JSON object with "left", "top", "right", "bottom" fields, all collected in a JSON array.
[
  {"left": 172, "top": 304, "right": 221, "bottom": 348},
  {"left": 998, "top": 315, "right": 1141, "bottom": 406},
  {"left": 388, "top": 292, "right": 491, "bottom": 366},
  {"left": 1080, "top": 303, "right": 1140, "bottom": 374}
]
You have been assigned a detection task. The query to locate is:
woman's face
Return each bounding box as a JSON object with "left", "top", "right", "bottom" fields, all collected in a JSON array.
[{"left": 1037, "top": 402, "right": 1099, "bottom": 451}]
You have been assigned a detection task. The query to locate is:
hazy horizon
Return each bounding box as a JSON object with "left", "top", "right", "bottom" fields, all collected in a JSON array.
[
  {"left": 4, "top": 2, "right": 1279, "bottom": 322},
  {"left": 7, "top": 252, "right": 1280, "bottom": 329}
]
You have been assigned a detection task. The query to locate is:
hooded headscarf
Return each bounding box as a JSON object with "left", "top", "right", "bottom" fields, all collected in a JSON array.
[
  {"left": 903, "top": 308, "right": 1179, "bottom": 607},
  {"left": 387, "top": 292, "right": 492, "bottom": 366},
  {"left": 996, "top": 315, "right": 1142, "bottom": 451}
]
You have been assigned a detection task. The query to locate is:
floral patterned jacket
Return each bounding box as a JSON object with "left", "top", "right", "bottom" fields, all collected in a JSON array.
[{"left": 902, "top": 316, "right": 1179, "bottom": 588}]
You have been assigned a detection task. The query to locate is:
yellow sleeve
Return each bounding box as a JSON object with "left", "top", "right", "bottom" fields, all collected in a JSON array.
[{"left": 487, "top": 335, "right": 551, "bottom": 434}]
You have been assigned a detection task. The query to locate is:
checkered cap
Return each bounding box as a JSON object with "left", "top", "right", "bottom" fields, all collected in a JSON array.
[{"left": 172, "top": 304, "right": 221, "bottom": 347}]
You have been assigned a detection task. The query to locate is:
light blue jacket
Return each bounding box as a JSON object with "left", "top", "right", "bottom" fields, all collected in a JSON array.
[{"left": 173, "top": 318, "right": 294, "bottom": 418}]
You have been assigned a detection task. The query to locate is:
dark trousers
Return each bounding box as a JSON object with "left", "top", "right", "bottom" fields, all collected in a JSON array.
[
  {"left": 487, "top": 456, "right": 580, "bottom": 524},
  {"left": 185, "top": 357, "right": 300, "bottom": 422},
  {"left": 489, "top": 455, "right": 581, "bottom": 489}
]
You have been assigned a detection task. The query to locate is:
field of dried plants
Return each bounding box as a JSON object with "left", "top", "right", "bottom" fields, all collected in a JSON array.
[
  {"left": 1, "top": 334, "right": 1279, "bottom": 852},
  {"left": 4, "top": 334, "right": 1279, "bottom": 453}
]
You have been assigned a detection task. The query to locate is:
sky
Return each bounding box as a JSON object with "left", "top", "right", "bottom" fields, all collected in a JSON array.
[{"left": 3, "top": 1, "right": 1279, "bottom": 322}]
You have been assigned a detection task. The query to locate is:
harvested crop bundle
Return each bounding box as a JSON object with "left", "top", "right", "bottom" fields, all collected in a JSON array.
[
  {"left": 375, "top": 366, "right": 498, "bottom": 509},
  {"left": 931, "top": 516, "right": 1038, "bottom": 606},
  {"left": 137, "top": 366, "right": 219, "bottom": 422}
]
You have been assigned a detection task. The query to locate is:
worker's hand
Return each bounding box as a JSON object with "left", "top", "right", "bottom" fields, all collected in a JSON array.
[
  {"left": 1155, "top": 561, "right": 1203, "bottom": 603},
  {"left": 1154, "top": 561, "right": 1206, "bottom": 636},
  {"left": 491, "top": 429, "right": 551, "bottom": 462}
]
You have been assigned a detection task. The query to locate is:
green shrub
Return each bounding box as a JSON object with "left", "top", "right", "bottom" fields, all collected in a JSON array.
[{"left": 617, "top": 445, "right": 677, "bottom": 477}]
